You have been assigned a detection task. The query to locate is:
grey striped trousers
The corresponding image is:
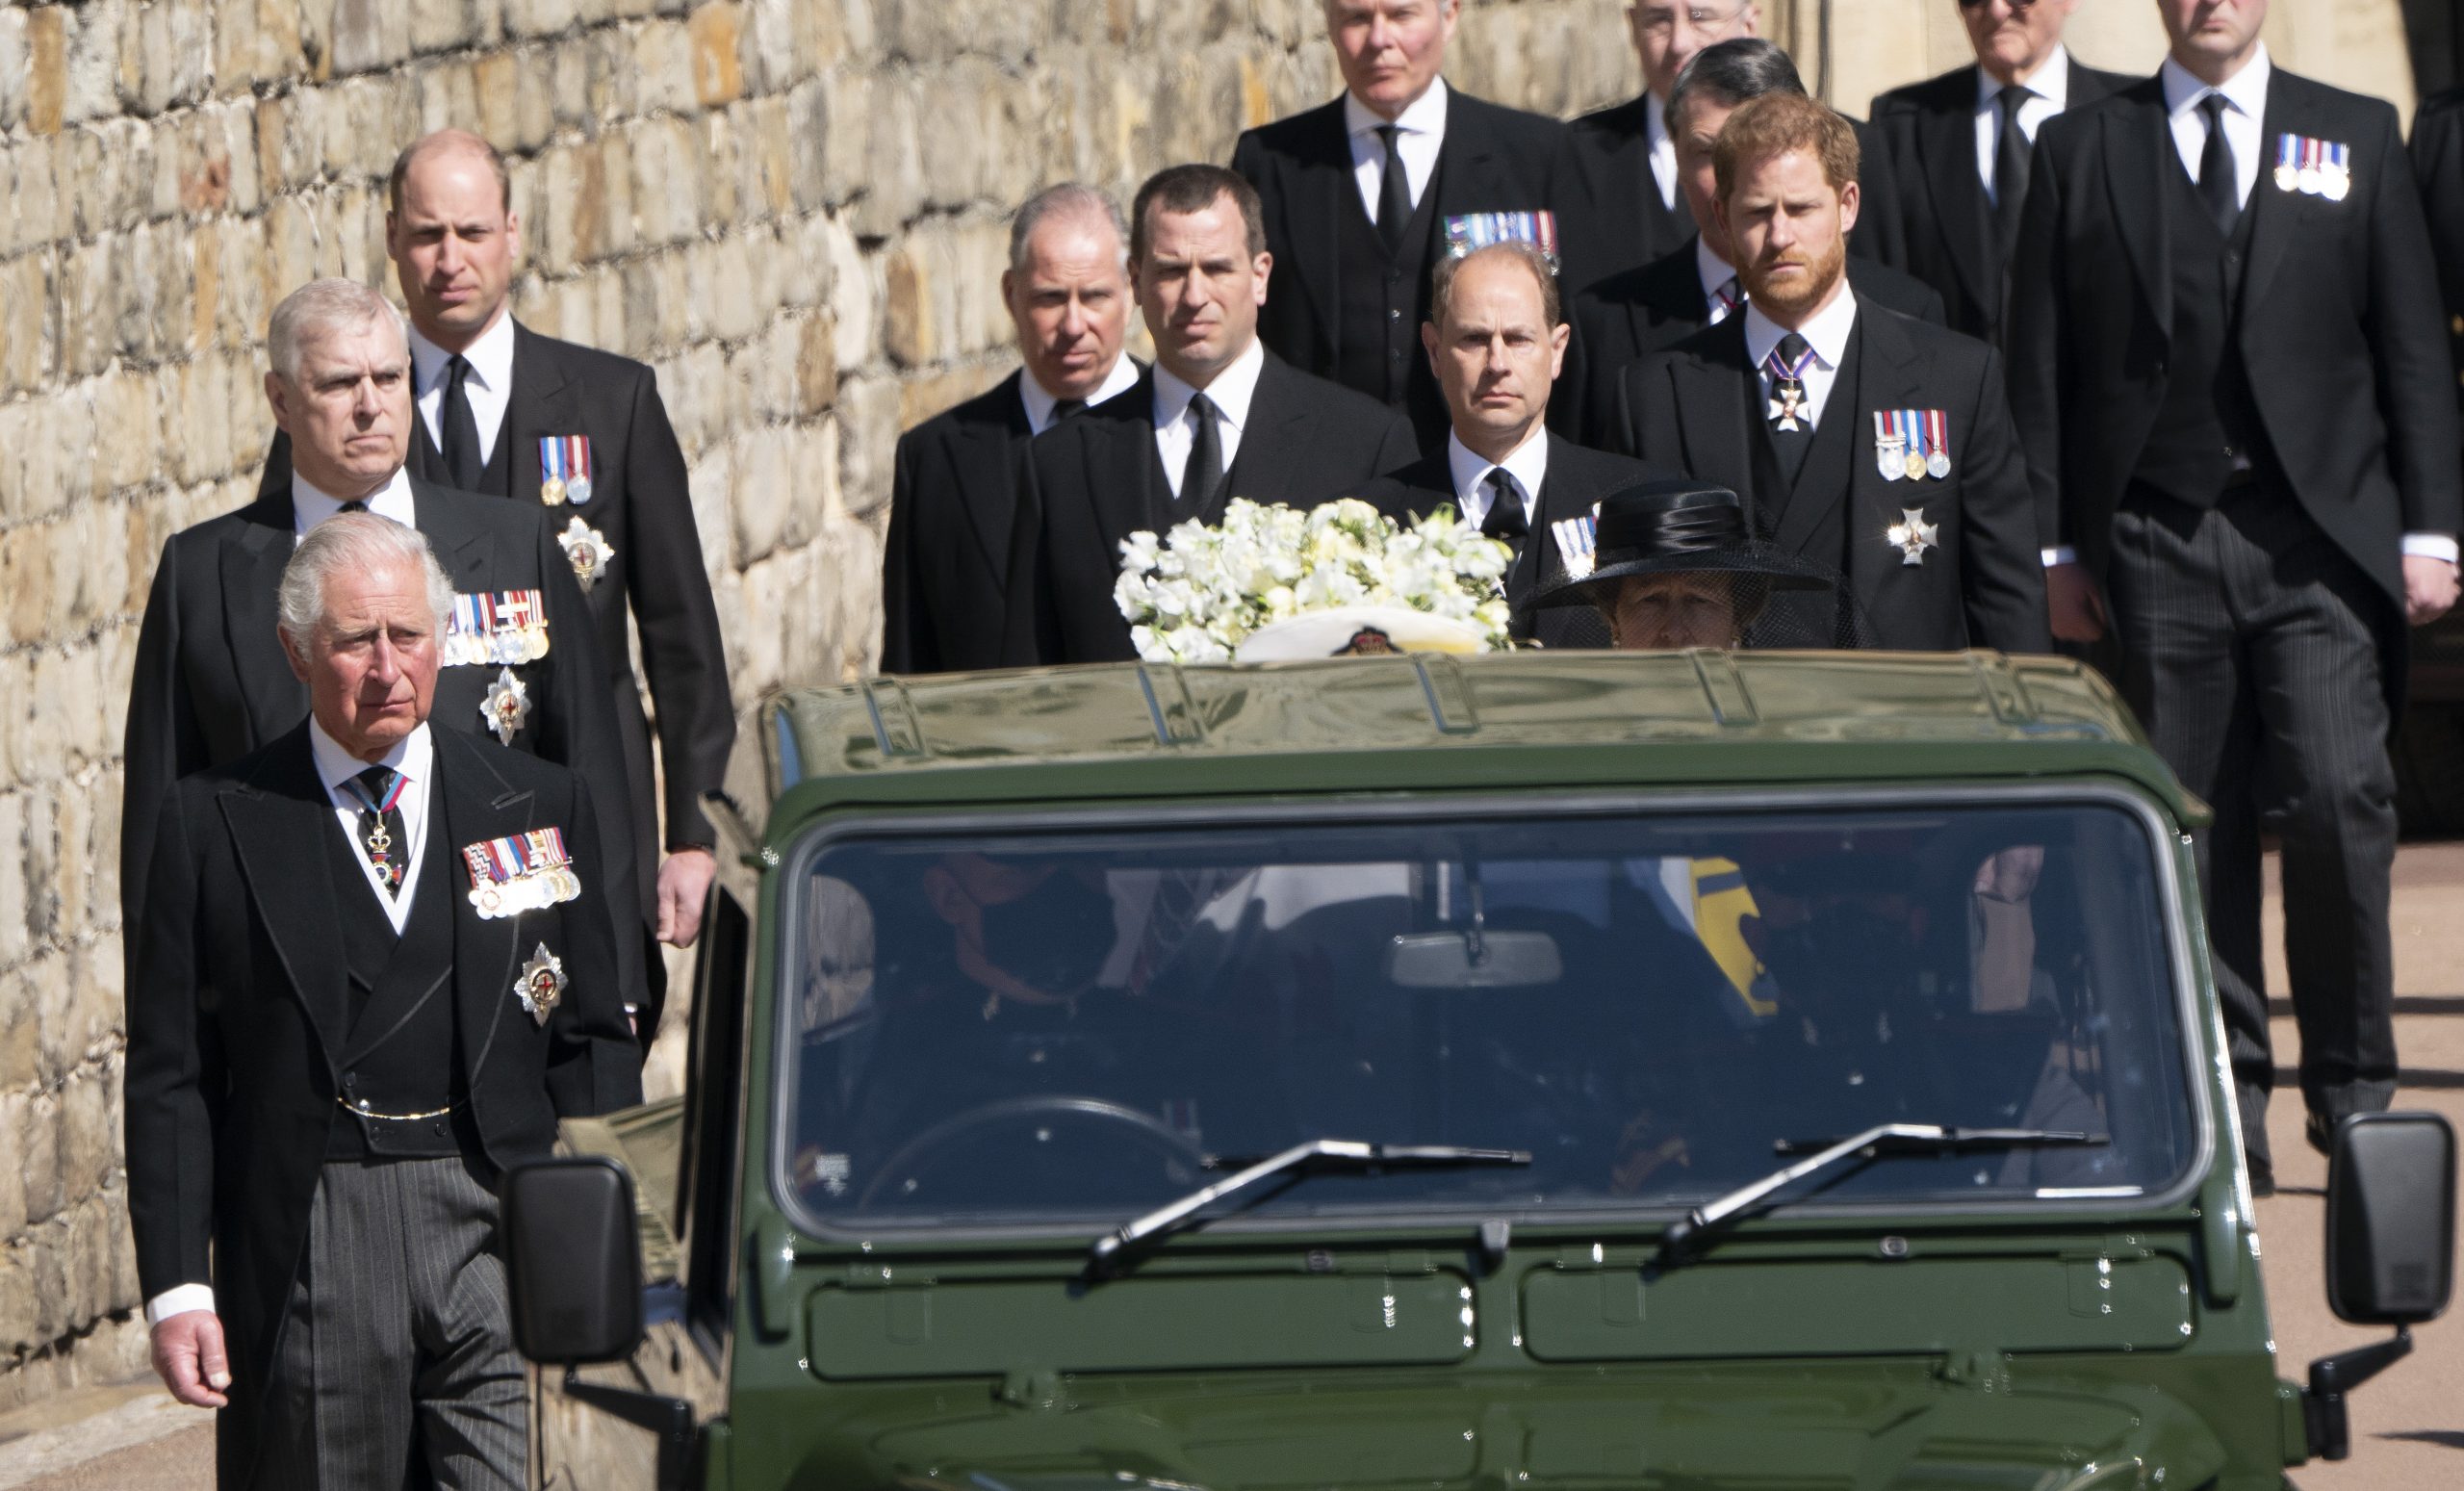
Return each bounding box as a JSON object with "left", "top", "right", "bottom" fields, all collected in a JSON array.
[{"left": 254, "top": 1156, "right": 526, "bottom": 1490}]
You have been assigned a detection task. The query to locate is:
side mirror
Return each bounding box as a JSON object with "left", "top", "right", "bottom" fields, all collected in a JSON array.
[
  {"left": 503, "top": 1156, "right": 645, "bottom": 1365},
  {"left": 2325, "top": 1111, "right": 2455, "bottom": 1326}
]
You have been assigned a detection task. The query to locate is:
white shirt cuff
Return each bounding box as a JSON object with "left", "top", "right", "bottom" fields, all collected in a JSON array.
[
  {"left": 2401, "top": 533, "right": 2459, "bottom": 564},
  {"left": 2041, "top": 546, "right": 2078, "bottom": 567},
  {"left": 145, "top": 1285, "right": 217, "bottom": 1328}
]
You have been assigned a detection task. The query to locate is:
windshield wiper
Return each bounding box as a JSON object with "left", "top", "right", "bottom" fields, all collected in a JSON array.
[
  {"left": 1089, "top": 1139, "right": 1530, "bottom": 1275},
  {"left": 1656, "top": 1123, "right": 2108, "bottom": 1266}
]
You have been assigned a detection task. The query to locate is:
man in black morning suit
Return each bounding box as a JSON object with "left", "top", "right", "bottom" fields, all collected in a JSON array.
[
  {"left": 1360, "top": 241, "right": 1666, "bottom": 649},
  {"left": 1618, "top": 92, "right": 2048, "bottom": 656},
  {"left": 1870, "top": 0, "right": 2128, "bottom": 345},
  {"left": 1231, "top": 0, "right": 1578, "bottom": 451},
  {"left": 126, "top": 278, "right": 645, "bottom": 1012},
  {"left": 263, "top": 132, "right": 733, "bottom": 1025},
  {"left": 128, "top": 515, "right": 642, "bottom": 1487},
  {"left": 881, "top": 185, "right": 1141, "bottom": 674},
  {"left": 1563, "top": 39, "right": 1948, "bottom": 446},
  {"left": 1016, "top": 166, "right": 1419, "bottom": 665},
  {"left": 1564, "top": 0, "right": 1907, "bottom": 295},
  {"left": 2008, "top": 0, "right": 2462, "bottom": 1188},
  {"left": 2415, "top": 86, "right": 2464, "bottom": 465}
]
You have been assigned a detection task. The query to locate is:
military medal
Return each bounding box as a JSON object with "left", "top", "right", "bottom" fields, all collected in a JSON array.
[
  {"left": 2275, "top": 134, "right": 2353, "bottom": 201},
  {"left": 1886, "top": 507, "right": 1939, "bottom": 566},
  {"left": 340, "top": 769, "right": 409, "bottom": 889},
  {"left": 1442, "top": 211, "right": 1562, "bottom": 271},
  {"left": 445, "top": 590, "right": 551, "bottom": 667},
  {"left": 515, "top": 943, "right": 567, "bottom": 1025},
  {"left": 482, "top": 666, "right": 531, "bottom": 745},
  {"left": 557, "top": 517, "right": 615, "bottom": 593},
  {"left": 1763, "top": 337, "right": 1819, "bottom": 434},
  {"left": 463, "top": 828, "right": 583, "bottom": 919},
  {"left": 2322, "top": 140, "right": 2350, "bottom": 202},
  {"left": 2273, "top": 133, "right": 2300, "bottom": 193},
  {"left": 1922, "top": 409, "right": 1952, "bottom": 479},
  {"left": 1873, "top": 411, "right": 1906, "bottom": 481},
  {"left": 539, "top": 435, "right": 593, "bottom": 505},
  {"left": 1897, "top": 411, "right": 1929, "bottom": 481},
  {"left": 2297, "top": 135, "right": 2322, "bottom": 196},
  {"left": 1552, "top": 513, "right": 1599, "bottom": 579}
]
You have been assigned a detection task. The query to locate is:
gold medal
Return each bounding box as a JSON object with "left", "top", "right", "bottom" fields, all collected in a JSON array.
[
  {"left": 1902, "top": 449, "right": 1928, "bottom": 482},
  {"left": 2273, "top": 163, "right": 2299, "bottom": 193},
  {"left": 539, "top": 476, "right": 567, "bottom": 506}
]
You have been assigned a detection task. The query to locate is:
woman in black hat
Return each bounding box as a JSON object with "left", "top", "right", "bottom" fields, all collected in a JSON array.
[{"left": 1530, "top": 479, "right": 1869, "bottom": 650}]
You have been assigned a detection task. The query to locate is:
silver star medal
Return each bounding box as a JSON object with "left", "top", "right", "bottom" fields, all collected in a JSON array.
[
  {"left": 482, "top": 666, "right": 531, "bottom": 745},
  {"left": 1768, "top": 381, "right": 1809, "bottom": 433},
  {"left": 515, "top": 942, "right": 567, "bottom": 1025},
  {"left": 557, "top": 517, "right": 615, "bottom": 594},
  {"left": 1886, "top": 508, "right": 1939, "bottom": 567}
]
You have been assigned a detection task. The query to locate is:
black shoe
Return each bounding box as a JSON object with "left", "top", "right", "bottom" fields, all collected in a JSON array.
[
  {"left": 2246, "top": 1154, "right": 2276, "bottom": 1198},
  {"left": 2305, "top": 1112, "right": 2338, "bottom": 1158}
]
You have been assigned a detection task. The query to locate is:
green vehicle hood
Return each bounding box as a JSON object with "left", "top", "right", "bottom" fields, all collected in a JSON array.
[{"left": 785, "top": 1372, "right": 2229, "bottom": 1490}]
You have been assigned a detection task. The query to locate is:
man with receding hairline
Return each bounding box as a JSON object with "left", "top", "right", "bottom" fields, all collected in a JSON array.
[
  {"left": 1012, "top": 164, "right": 1418, "bottom": 665},
  {"left": 880, "top": 184, "right": 1141, "bottom": 674},
  {"left": 1620, "top": 92, "right": 2045, "bottom": 655},
  {"left": 262, "top": 129, "right": 732, "bottom": 1043}
]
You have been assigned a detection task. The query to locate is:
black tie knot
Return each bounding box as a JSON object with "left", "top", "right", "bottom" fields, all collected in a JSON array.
[
  {"left": 1479, "top": 471, "right": 1528, "bottom": 542},
  {"left": 1050, "top": 397, "right": 1087, "bottom": 424},
  {"left": 1778, "top": 332, "right": 1811, "bottom": 368},
  {"left": 1180, "top": 392, "right": 1224, "bottom": 510},
  {"left": 353, "top": 764, "right": 399, "bottom": 798},
  {"left": 340, "top": 499, "right": 369, "bottom": 514},
  {"left": 439, "top": 352, "right": 483, "bottom": 489}
]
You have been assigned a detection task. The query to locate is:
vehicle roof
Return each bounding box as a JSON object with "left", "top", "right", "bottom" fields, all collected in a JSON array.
[{"left": 752, "top": 652, "right": 2202, "bottom": 827}]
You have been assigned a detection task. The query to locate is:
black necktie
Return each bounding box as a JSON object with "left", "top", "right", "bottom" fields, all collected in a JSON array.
[
  {"left": 1479, "top": 470, "right": 1527, "bottom": 545},
  {"left": 440, "top": 353, "right": 483, "bottom": 490},
  {"left": 1375, "top": 124, "right": 1412, "bottom": 255},
  {"left": 1993, "top": 83, "right": 2034, "bottom": 254},
  {"left": 1181, "top": 394, "right": 1223, "bottom": 511},
  {"left": 1050, "top": 398, "right": 1087, "bottom": 425},
  {"left": 1764, "top": 332, "right": 1816, "bottom": 486},
  {"left": 2197, "top": 93, "right": 2240, "bottom": 239},
  {"left": 343, "top": 765, "right": 410, "bottom": 894},
  {"left": 340, "top": 499, "right": 368, "bottom": 514}
]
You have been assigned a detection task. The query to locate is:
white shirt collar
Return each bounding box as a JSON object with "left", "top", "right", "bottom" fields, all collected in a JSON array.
[
  {"left": 2160, "top": 43, "right": 2271, "bottom": 122},
  {"left": 1152, "top": 337, "right": 1268, "bottom": 432},
  {"left": 408, "top": 309, "right": 515, "bottom": 398},
  {"left": 1978, "top": 43, "right": 2071, "bottom": 110},
  {"left": 1694, "top": 236, "right": 1738, "bottom": 303},
  {"left": 308, "top": 716, "right": 432, "bottom": 798},
  {"left": 1344, "top": 75, "right": 1450, "bottom": 142},
  {"left": 1447, "top": 425, "right": 1551, "bottom": 515},
  {"left": 290, "top": 464, "right": 418, "bottom": 538},
  {"left": 1018, "top": 353, "right": 1141, "bottom": 435},
  {"left": 1741, "top": 287, "right": 1859, "bottom": 374}
]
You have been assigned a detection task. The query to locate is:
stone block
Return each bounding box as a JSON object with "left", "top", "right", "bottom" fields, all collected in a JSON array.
[
  {"left": 633, "top": 15, "right": 697, "bottom": 118},
  {"left": 0, "top": 11, "right": 29, "bottom": 133},
  {"left": 688, "top": 2, "right": 745, "bottom": 109},
  {"left": 730, "top": 424, "right": 789, "bottom": 568},
  {"left": 60, "top": 1068, "right": 113, "bottom": 1204},
  {"left": 797, "top": 310, "right": 838, "bottom": 417},
  {"left": 503, "top": 0, "right": 581, "bottom": 41},
  {"left": 853, "top": 74, "right": 921, "bottom": 239},
  {"left": 698, "top": 110, "right": 743, "bottom": 232},
  {"left": 61, "top": 0, "right": 123, "bottom": 128},
  {"left": 0, "top": 253, "right": 54, "bottom": 397},
  {"left": 630, "top": 116, "right": 702, "bottom": 248},
  {"left": 834, "top": 372, "right": 900, "bottom": 521},
  {"left": 779, "top": 419, "right": 834, "bottom": 550},
  {"left": 17, "top": 1087, "right": 60, "bottom": 1229},
  {"left": 412, "top": 0, "right": 483, "bottom": 55},
  {"left": 0, "top": 793, "right": 26, "bottom": 966},
  {"left": 0, "top": 1091, "right": 27, "bottom": 1241},
  {"left": 133, "top": 0, "right": 212, "bottom": 117},
  {"left": 25, "top": 6, "right": 66, "bottom": 137}
]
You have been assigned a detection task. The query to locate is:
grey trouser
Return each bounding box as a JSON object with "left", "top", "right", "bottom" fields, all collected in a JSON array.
[
  {"left": 2108, "top": 484, "right": 2399, "bottom": 1165},
  {"left": 254, "top": 1156, "right": 526, "bottom": 1490}
]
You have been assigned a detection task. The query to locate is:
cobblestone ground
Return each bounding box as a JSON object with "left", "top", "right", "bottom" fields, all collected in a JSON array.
[{"left": 4, "top": 846, "right": 2458, "bottom": 1490}]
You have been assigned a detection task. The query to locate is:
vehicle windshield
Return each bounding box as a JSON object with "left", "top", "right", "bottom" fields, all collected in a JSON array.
[{"left": 779, "top": 798, "right": 2198, "bottom": 1230}]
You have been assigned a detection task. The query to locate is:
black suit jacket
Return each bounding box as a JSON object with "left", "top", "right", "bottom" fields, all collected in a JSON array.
[
  {"left": 125, "top": 724, "right": 642, "bottom": 1485},
  {"left": 1563, "top": 95, "right": 1909, "bottom": 293},
  {"left": 2008, "top": 74, "right": 2462, "bottom": 630},
  {"left": 881, "top": 369, "right": 1082, "bottom": 675},
  {"left": 1355, "top": 435, "right": 1664, "bottom": 649},
  {"left": 1563, "top": 236, "right": 1949, "bottom": 446},
  {"left": 1870, "top": 59, "right": 2132, "bottom": 343},
  {"left": 1232, "top": 87, "right": 1578, "bottom": 449},
  {"left": 1014, "top": 355, "right": 1419, "bottom": 664},
  {"left": 267, "top": 322, "right": 732, "bottom": 869},
  {"left": 2414, "top": 87, "right": 2464, "bottom": 451},
  {"left": 123, "top": 476, "right": 645, "bottom": 1001},
  {"left": 1619, "top": 299, "right": 2049, "bottom": 655}
]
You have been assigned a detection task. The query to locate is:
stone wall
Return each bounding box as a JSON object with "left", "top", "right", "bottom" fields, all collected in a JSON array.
[{"left": 0, "top": 0, "right": 1639, "bottom": 1416}]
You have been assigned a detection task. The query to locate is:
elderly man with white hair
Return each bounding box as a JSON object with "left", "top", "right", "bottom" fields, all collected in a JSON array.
[
  {"left": 128, "top": 513, "right": 642, "bottom": 1488},
  {"left": 123, "top": 276, "right": 645, "bottom": 1018}
]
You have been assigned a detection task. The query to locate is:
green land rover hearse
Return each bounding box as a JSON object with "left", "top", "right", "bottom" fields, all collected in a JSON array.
[{"left": 500, "top": 650, "right": 2454, "bottom": 1491}]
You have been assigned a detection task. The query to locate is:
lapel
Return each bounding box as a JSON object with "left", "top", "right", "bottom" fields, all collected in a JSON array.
[
  {"left": 1429, "top": 91, "right": 1493, "bottom": 227},
  {"left": 2101, "top": 84, "right": 2175, "bottom": 338},
  {"left": 1221, "top": 356, "right": 1312, "bottom": 518},
  {"left": 1833, "top": 303, "right": 1928, "bottom": 595},
  {"left": 218, "top": 496, "right": 310, "bottom": 744},
  {"left": 1081, "top": 373, "right": 1168, "bottom": 570},
  {"left": 1917, "top": 79, "right": 1998, "bottom": 315},
  {"left": 430, "top": 728, "right": 532, "bottom": 1080},
  {"left": 501, "top": 322, "right": 582, "bottom": 504},
  {"left": 218, "top": 728, "right": 352, "bottom": 1066},
  {"left": 2238, "top": 79, "right": 2308, "bottom": 322},
  {"left": 408, "top": 476, "right": 499, "bottom": 594},
  {"left": 1290, "top": 102, "right": 1354, "bottom": 357},
  {"left": 956, "top": 373, "right": 1033, "bottom": 581},
  {"left": 1669, "top": 320, "right": 1760, "bottom": 517}
]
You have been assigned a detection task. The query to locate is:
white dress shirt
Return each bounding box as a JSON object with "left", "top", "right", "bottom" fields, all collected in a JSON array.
[
  {"left": 1018, "top": 354, "right": 1141, "bottom": 436},
  {"left": 409, "top": 312, "right": 516, "bottom": 469},
  {"left": 1152, "top": 339, "right": 1267, "bottom": 501},
  {"left": 1646, "top": 91, "right": 1680, "bottom": 211},
  {"left": 143, "top": 718, "right": 438, "bottom": 1329},
  {"left": 1741, "top": 291, "right": 1859, "bottom": 432},
  {"left": 290, "top": 465, "right": 417, "bottom": 542},
  {"left": 1450, "top": 426, "right": 1551, "bottom": 529},
  {"left": 1346, "top": 79, "right": 1449, "bottom": 224},
  {"left": 2159, "top": 48, "right": 2268, "bottom": 212},
  {"left": 1975, "top": 46, "right": 2072, "bottom": 204},
  {"left": 1696, "top": 237, "right": 1743, "bottom": 323}
]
